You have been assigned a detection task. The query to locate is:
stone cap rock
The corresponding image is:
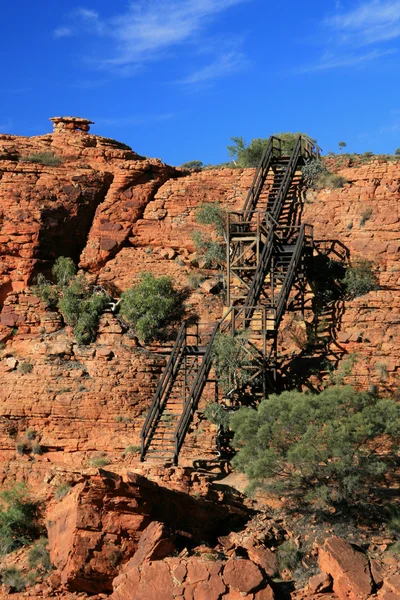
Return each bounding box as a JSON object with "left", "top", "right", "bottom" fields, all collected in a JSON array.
[{"left": 50, "top": 116, "right": 94, "bottom": 132}]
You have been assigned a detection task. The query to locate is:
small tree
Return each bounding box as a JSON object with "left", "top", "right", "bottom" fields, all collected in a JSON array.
[
  {"left": 33, "top": 258, "right": 110, "bottom": 344},
  {"left": 192, "top": 201, "right": 227, "bottom": 269},
  {"left": 338, "top": 141, "right": 347, "bottom": 153},
  {"left": 212, "top": 330, "right": 254, "bottom": 396},
  {"left": 230, "top": 386, "right": 400, "bottom": 509},
  {"left": 120, "top": 272, "right": 184, "bottom": 342},
  {"left": 395, "top": 148, "right": 400, "bottom": 156},
  {"left": 228, "top": 133, "right": 317, "bottom": 167}
]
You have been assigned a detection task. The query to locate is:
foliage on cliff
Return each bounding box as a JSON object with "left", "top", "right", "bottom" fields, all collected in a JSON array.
[
  {"left": 230, "top": 386, "right": 400, "bottom": 510},
  {"left": 120, "top": 272, "right": 185, "bottom": 342},
  {"left": 0, "top": 484, "right": 42, "bottom": 555},
  {"left": 227, "top": 132, "right": 316, "bottom": 167},
  {"left": 192, "top": 201, "right": 227, "bottom": 268},
  {"left": 33, "top": 257, "right": 110, "bottom": 344}
]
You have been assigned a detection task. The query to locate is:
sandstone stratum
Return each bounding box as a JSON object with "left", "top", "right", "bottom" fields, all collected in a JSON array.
[{"left": 0, "top": 118, "right": 399, "bottom": 598}]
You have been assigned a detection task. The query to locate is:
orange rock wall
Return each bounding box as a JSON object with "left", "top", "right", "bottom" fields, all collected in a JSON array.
[{"left": 0, "top": 127, "right": 399, "bottom": 489}]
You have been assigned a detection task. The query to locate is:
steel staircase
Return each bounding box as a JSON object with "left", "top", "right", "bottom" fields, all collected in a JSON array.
[{"left": 141, "top": 135, "right": 320, "bottom": 464}]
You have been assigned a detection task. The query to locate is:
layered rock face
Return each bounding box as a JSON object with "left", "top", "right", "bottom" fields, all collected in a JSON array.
[
  {"left": 46, "top": 471, "right": 248, "bottom": 593},
  {"left": 0, "top": 122, "right": 399, "bottom": 488}
]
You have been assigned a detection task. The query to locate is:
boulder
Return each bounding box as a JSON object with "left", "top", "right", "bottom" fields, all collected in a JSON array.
[
  {"left": 223, "top": 558, "right": 264, "bottom": 593},
  {"left": 318, "top": 537, "right": 374, "bottom": 600}
]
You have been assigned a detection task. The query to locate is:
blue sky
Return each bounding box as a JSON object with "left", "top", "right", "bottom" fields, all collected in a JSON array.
[{"left": 1, "top": 0, "right": 400, "bottom": 164}]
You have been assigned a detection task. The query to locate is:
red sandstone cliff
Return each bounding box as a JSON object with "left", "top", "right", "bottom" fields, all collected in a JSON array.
[{"left": 0, "top": 120, "right": 399, "bottom": 598}]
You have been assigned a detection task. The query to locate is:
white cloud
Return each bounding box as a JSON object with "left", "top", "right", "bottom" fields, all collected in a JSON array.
[
  {"left": 297, "top": 48, "right": 397, "bottom": 73},
  {"left": 53, "top": 1, "right": 250, "bottom": 82},
  {"left": 326, "top": 0, "right": 400, "bottom": 46},
  {"left": 53, "top": 26, "right": 73, "bottom": 39},
  {"left": 179, "top": 51, "right": 248, "bottom": 84},
  {"left": 296, "top": 1, "right": 400, "bottom": 73}
]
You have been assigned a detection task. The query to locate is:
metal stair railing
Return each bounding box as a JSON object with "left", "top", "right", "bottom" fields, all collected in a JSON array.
[
  {"left": 242, "top": 136, "right": 282, "bottom": 221},
  {"left": 140, "top": 322, "right": 187, "bottom": 460},
  {"left": 274, "top": 224, "right": 313, "bottom": 326}
]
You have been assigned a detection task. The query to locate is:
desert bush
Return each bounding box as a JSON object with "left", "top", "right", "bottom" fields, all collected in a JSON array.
[
  {"left": 192, "top": 231, "right": 226, "bottom": 268},
  {"left": 230, "top": 386, "right": 400, "bottom": 510},
  {"left": 0, "top": 566, "right": 26, "bottom": 591},
  {"left": 342, "top": 259, "right": 379, "bottom": 298},
  {"left": 192, "top": 201, "right": 227, "bottom": 269},
  {"left": 302, "top": 159, "right": 347, "bottom": 190},
  {"left": 0, "top": 484, "right": 42, "bottom": 555},
  {"left": 359, "top": 207, "right": 373, "bottom": 226},
  {"left": 19, "top": 361, "right": 33, "bottom": 375},
  {"left": 187, "top": 272, "right": 206, "bottom": 289},
  {"left": 20, "top": 152, "right": 62, "bottom": 166},
  {"left": 195, "top": 201, "right": 227, "bottom": 239},
  {"left": 180, "top": 160, "right": 203, "bottom": 169},
  {"left": 277, "top": 540, "right": 302, "bottom": 573},
  {"left": 34, "top": 257, "right": 110, "bottom": 344},
  {"left": 32, "top": 274, "right": 59, "bottom": 308},
  {"left": 52, "top": 256, "right": 77, "bottom": 286},
  {"left": 123, "top": 445, "right": 141, "bottom": 456},
  {"left": 212, "top": 330, "right": 254, "bottom": 396},
  {"left": 120, "top": 272, "right": 185, "bottom": 342},
  {"left": 28, "top": 537, "right": 52, "bottom": 571},
  {"left": 203, "top": 402, "right": 230, "bottom": 429},
  {"left": 54, "top": 484, "right": 72, "bottom": 501},
  {"left": 89, "top": 453, "right": 111, "bottom": 468},
  {"left": 227, "top": 133, "right": 316, "bottom": 167}
]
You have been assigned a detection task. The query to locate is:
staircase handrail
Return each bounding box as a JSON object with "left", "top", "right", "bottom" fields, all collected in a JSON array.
[
  {"left": 140, "top": 322, "right": 187, "bottom": 460},
  {"left": 242, "top": 136, "right": 282, "bottom": 220},
  {"left": 274, "top": 225, "right": 309, "bottom": 325}
]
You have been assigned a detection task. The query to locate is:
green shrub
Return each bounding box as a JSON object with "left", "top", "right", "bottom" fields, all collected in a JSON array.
[
  {"left": 230, "top": 386, "right": 400, "bottom": 509},
  {"left": 1, "top": 566, "right": 26, "bottom": 591},
  {"left": 26, "top": 430, "right": 36, "bottom": 441},
  {"left": 212, "top": 330, "right": 253, "bottom": 395},
  {"left": 301, "top": 159, "right": 326, "bottom": 186},
  {"left": 277, "top": 540, "right": 302, "bottom": 573},
  {"left": 227, "top": 133, "right": 316, "bottom": 167},
  {"left": 187, "top": 272, "right": 206, "bottom": 289},
  {"left": 394, "top": 148, "right": 400, "bottom": 156},
  {"left": 342, "top": 259, "right": 379, "bottom": 298},
  {"left": 195, "top": 201, "right": 227, "bottom": 239},
  {"left": 54, "top": 484, "right": 72, "bottom": 501},
  {"left": 31, "top": 443, "right": 45, "bottom": 455},
  {"left": 302, "top": 159, "right": 347, "bottom": 190},
  {"left": 19, "top": 361, "right": 33, "bottom": 375},
  {"left": 52, "top": 256, "right": 77, "bottom": 287},
  {"left": 34, "top": 258, "right": 110, "bottom": 345},
  {"left": 120, "top": 272, "right": 185, "bottom": 342},
  {"left": 123, "top": 445, "right": 140, "bottom": 456},
  {"left": 28, "top": 537, "right": 52, "bottom": 571},
  {"left": 32, "top": 274, "right": 59, "bottom": 308},
  {"left": 203, "top": 402, "right": 230, "bottom": 429},
  {"left": 0, "top": 484, "right": 42, "bottom": 555},
  {"left": 359, "top": 207, "right": 373, "bottom": 226},
  {"left": 192, "top": 231, "right": 226, "bottom": 268},
  {"left": 180, "top": 160, "right": 203, "bottom": 169},
  {"left": 89, "top": 453, "right": 111, "bottom": 468},
  {"left": 20, "top": 152, "right": 62, "bottom": 166}
]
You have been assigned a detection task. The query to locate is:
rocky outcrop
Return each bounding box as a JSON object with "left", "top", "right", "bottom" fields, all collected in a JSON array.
[
  {"left": 46, "top": 470, "right": 249, "bottom": 593},
  {"left": 111, "top": 551, "right": 275, "bottom": 600},
  {"left": 0, "top": 117, "right": 182, "bottom": 299}
]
